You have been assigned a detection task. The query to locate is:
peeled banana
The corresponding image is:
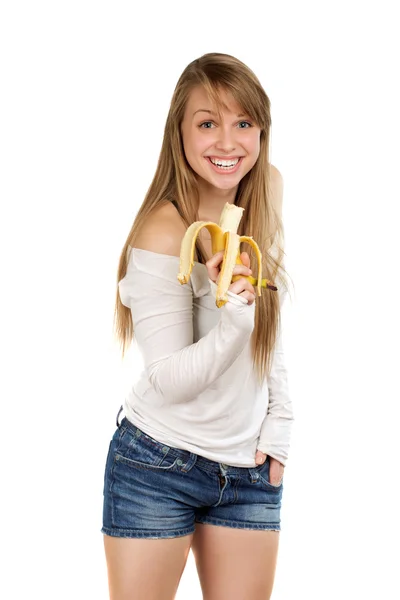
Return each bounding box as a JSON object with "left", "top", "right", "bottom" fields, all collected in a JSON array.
[{"left": 177, "top": 202, "right": 278, "bottom": 308}]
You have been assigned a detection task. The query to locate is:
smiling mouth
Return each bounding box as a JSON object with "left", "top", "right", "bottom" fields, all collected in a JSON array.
[{"left": 206, "top": 157, "right": 243, "bottom": 171}]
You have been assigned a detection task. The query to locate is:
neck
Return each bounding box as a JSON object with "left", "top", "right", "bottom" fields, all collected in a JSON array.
[{"left": 197, "top": 179, "right": 239, "bottom": 222}]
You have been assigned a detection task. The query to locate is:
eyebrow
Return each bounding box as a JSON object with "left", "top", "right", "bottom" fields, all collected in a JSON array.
[{"left": 192, "top": 109, "right": 247, "bottom": 118}]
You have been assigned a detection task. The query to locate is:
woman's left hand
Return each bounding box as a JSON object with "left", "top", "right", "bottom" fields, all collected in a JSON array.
[{"left": 255, "top": 450, "right": 284, "bottom": 486}]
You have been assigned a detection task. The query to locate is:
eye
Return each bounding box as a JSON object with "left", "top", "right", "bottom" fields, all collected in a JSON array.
[
  {"left": 199, "top": 121, "right": 215, "bottom": 129},
  {"left": 238, "top": 121, "right": 252, "bottom": 128}
]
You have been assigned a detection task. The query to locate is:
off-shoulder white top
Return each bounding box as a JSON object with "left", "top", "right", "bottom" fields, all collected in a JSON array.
[{"left": 118, "top": 247, "right": 293, "bottom": 467}]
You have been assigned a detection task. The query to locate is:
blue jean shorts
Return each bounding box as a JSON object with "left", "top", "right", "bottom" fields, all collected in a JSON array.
[{"left": 101, "top": 406, "right": 284, "bottom": 539}]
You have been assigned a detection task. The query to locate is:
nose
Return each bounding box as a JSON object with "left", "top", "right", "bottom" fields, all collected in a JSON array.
[{"left": 215, "top": 125, "right": 236, "bottom": 153}]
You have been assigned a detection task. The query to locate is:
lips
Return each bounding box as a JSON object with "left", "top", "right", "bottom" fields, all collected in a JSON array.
[{"left": 206, "top": 156, "right": 243, "bottom": 174}]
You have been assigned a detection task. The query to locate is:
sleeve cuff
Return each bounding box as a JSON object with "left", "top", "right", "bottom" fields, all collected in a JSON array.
[{"left": 208, "top": 278, "right": 249, "bottom": 306}]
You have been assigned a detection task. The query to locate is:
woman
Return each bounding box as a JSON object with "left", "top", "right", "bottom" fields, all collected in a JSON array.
[{"left": 101, "top": 52, "right": 294, "bottom": 600}]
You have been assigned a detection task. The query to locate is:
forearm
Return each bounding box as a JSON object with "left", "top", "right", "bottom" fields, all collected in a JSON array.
[{"left": 148, "top": 286, "right": 255, "bottom": 405}]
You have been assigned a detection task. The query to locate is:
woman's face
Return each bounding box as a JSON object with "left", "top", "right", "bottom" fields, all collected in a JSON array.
[{"left": 180, "top": 85, "right": 261, "bottom": 192}]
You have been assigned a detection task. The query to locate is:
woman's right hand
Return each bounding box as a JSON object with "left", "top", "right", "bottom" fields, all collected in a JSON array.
[{"left": 206, "top": 251, "right": 256, "bottom": 305}]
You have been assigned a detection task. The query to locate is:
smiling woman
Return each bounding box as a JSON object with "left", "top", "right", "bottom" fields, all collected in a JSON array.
[{"left": 102, "top": 52, "right": 294, "bottom": 600}]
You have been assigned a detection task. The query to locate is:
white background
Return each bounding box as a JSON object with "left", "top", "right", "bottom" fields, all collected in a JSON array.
[{"left": 1, "top": 1, "right": 399, "bottom": 598}]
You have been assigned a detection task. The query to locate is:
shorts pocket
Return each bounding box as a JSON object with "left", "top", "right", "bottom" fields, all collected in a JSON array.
[
  {"left": 114, "top": 425, "right": 181, "bottom": 471},
  {"left": 256, "top": 457, "right": 283, "bottom": 490}
]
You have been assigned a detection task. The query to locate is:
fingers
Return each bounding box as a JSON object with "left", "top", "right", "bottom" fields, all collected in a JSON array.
[
  {"left": 232, "top": 263, "right": 252, "bottom": 278},
  {"left": 205, "top": 251, "right": 224, "bottom": 282},
  {"left": 229, "top": 277, "right": 255, "bottom": 296},
  {"left": 206, "top": 251, "right": 252, "bottom": 282},
  {"left": 240, "top": 251, "right": 250, "bottom": 269},
  {"left": 206, "top": 251, "right": 256, "bottom": 305},
  {"left": 255, "top": 450, "right": 267, "bottom": 465},
  {"left": 229, "top": 277, "right": 256, "bottom": 304}
]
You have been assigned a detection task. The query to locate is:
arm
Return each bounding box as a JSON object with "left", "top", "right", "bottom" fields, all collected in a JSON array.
[
  {"left": 120, "top": 205, "right": 256, "bottom": 406},
  {"left": 256, "top": 296, "right": 294, "bottom": 466}
]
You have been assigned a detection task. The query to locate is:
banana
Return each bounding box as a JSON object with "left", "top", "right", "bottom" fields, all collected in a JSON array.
[{"left": 177, "top": 202, "right": 278, "bottom": 308}]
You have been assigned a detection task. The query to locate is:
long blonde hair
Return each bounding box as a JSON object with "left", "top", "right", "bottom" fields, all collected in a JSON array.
[{"left": 114, "top": 52, "right": 291, "bottom": 385}]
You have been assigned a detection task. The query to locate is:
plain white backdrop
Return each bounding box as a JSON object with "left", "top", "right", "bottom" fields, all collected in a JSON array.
[{"left": 1, "top": 1, "right": 399, "bottom": 598}]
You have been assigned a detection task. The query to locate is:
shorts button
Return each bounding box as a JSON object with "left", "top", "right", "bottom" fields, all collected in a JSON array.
[
  {"left": 177, "top": 459, "right": 183, "bottom": 466},
  {"left": 162, "top": 447, "right": 169, "bottom": 453}
]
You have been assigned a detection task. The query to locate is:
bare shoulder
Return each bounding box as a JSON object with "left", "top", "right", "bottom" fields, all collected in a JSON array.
[
  {"left": 132, "top": 201, "right": 187, "bottom": 257},
  {"left": 270, "top": 164, "right": 284, "bottom": 218}
]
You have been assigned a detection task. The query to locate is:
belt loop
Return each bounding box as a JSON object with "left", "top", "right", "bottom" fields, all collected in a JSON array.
[
  {"left": 248, "top": 467, "right": 260, "bottom": 483},
  {"left": 116, "top": 405, "right": 123, "bottom": 429}
]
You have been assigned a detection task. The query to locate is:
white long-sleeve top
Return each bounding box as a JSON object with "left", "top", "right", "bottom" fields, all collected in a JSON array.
[{"left": 118, "top": 247, "right": 294, "bottom": 468}]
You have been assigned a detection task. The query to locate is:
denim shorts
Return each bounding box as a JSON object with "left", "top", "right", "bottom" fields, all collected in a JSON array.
[{"left": 101, "top": 406, "right": 284, "bottom": 539}]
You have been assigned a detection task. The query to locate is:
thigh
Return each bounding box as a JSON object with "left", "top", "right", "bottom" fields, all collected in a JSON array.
[
  {"left": 103, "top": 533, "right": 194, "bottom": 600},
  {"left": 192, "top": 458, "right": 284, "bottom": 599},
  {"left": 101, "top": 417, "right": 199, "bottom": 598},
  {"left": 191, "top": 523, "right": 279, "bottom": 600}
]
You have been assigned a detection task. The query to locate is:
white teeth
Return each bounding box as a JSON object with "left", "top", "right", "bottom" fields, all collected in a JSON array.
[{"left": 210, "top": 158, "right": 239, "bottom": 167}]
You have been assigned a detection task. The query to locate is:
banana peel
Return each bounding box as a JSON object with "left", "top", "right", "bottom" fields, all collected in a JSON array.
[{"left": 177, "top": 202, "right": 278, "bottom": 308}]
